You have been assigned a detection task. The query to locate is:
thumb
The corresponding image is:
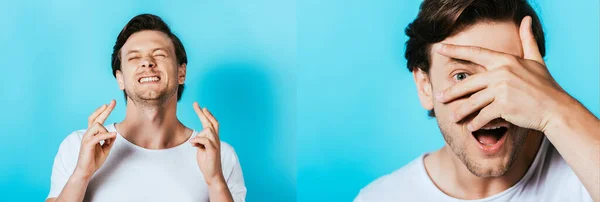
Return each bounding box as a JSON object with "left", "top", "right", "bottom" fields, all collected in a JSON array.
[{"left": 519, "top": 16, "right": 545, "bottom": 65}]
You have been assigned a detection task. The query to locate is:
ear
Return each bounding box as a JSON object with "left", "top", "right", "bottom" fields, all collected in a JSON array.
[
  {"left": 178, "top": 63, "right": 187, "bottom": 85},
  {"left": 412, "top": 68, "right": 434, "bottom": 111},
  {"left": 116, "top": 70, "right": 125, "bottom": 90}
]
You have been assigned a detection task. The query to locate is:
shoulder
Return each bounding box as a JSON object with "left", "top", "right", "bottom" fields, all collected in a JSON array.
[
  {"left": 537, "top": 141, "right": 592, "bottom": 201},
  {"left": 56, "top": 129, "right": 86, "bottom": 153},
  {"left": 520, "top": 139, "right": 593, "bottom": 201},
  {"left": 355, "top": 155, "right": 427, "bottom": 201},
  {"left": 220, "top": 141, "right": 235, "bottom": 154},
  {"left": 49, "top": 129, "right": 88, "bottom": 176},
  {"left": 219, "top": 141, "right": 241, "bottom": 165}
]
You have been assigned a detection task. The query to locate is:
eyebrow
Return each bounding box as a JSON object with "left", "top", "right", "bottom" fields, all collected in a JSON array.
[
  {"left": 124, "top": 48, "right": 170, "bottom": 56},
  {"left": 448, "top": 58, "right": 476, "bottom": 66}
]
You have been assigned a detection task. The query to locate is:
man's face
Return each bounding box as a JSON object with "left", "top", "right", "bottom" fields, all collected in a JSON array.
[
  {"left": 422, "top": 21, "right": 531, "bottom": 177},
  {"left": 117, "top": 30, "right": 185, "bottom": 104}
]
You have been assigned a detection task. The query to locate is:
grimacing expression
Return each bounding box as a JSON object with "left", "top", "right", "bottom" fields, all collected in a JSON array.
[
  {"left": 116, "top": 30, "right": 186, "bottom": 104},
  {"left": 418, "top": 21, "right": 531, "bottom": 177}
]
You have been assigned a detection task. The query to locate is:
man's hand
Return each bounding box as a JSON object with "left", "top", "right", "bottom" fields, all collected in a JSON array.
[
  {"left": 434, "top": 16, "right": 573, "bottom": 133},
  {"left": 191, "top": 102, "right": 225, "bottom": 186},
  {"left": 436, "top": 16, "right": 600, "bottom": 202},
  {"left": 73, "top": 100, "right": 117, "bottom": 179},
  {"left": 191, "top": 102, "right": 234, "bottom": 202}
]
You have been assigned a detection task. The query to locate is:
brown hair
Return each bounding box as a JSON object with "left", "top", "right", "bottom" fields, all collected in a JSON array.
[
  {"left": 404, "top": 0, "right": 546, "bottom": 117},
  {"left": 111, "top": 14, "right": 187, "bottom": 102}
]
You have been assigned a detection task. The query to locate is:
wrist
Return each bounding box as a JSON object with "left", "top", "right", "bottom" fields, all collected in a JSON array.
[
  {"left": 543, "top": 95, "right": 591, "bottom": 135},
  {"left": 206, "top": 175, "right": 227, "bottom": 188},
  {"left": 71, "top": 168, "right": 93, "bottom": 183}
]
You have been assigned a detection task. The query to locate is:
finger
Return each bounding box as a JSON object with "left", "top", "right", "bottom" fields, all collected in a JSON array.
[
  {"left": 202, "top": 108, "right": 219, "bottom": 134},
  {"left": 193, "top": 102, "right": 212, "bottom": 129},
  {"left": 437, "top": 72, "right": 491, "bottom": 103},
  {"left": 101, "top": 136, "right": 117, "bottom": 152},
  {"left": 199, "top": 128, "right": 218, "bottom": 145},
  {"left": 103, "top": 135, "right": 115, "bottom": 146},
  {"left": 452, "top": 89, "right": 495, "bottom": 122},
  {"left": 93, "top": 100, "right": 116, "bottom": 125},
  {"left": 467, "top": 104, "right": 501, "bottom": 131},
  {"left": 85, "top": 122, "right": 109, "bottom": 138},
  {"left": 189, "top": 136, "right": 216, "bottom": 150},
  {"left": 88, "top": 104, "right": 107, "bottom": 128},
  {"left": 89, "top": 132, "right": 117, "bottom": 146},
  {"left": 434, "top": 43, "right": 505, "bottom": 68},
  {"left": 519, "top": 16, "right": 545, "bottom": 65}
]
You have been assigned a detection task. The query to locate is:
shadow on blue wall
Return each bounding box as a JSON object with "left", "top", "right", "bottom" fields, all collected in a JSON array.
[{"left": 193, "top": 61, "right": 294, "bottom": 202}]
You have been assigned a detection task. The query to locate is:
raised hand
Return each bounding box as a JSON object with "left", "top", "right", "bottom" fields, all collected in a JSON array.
[
  {"left": 190, "top": 102, "right": 224, "bottom": 186},
  {"left": 73, "top": 100, "right": 117, "bottom": 179},
  {"left": 434, "top": 16, "right": 573, "bottom": 133}
]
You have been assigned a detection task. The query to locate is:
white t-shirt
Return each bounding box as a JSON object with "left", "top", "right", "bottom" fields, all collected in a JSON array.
[
  {"left": 355, "top": 138, "right": 592, "bottom": 202},
  {"left": 47, "top": 123, "right": 246, "bottom": 202}
]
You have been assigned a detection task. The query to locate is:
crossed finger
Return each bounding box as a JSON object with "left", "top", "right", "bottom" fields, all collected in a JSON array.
[{"left": 88, "top": 100, "right": 116, "bottom": 128}]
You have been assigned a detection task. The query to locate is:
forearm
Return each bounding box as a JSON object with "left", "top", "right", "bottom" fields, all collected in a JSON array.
[
  {"left": 544, "top": 99, "right": 600, "bottom": 202},
  {"left": 55, "top": 170, "right": 92, "bottom": 202},
  {"left": 207, "top": 177, "right": 234, "bottom": 202}
]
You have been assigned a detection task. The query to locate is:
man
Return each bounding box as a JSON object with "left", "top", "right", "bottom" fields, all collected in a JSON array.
[
  {"left": 46, "top": 14, "right": 246, "bottom": 202},
  {"left": 355, "top": 0, "right": 599, "bottom": 201}
]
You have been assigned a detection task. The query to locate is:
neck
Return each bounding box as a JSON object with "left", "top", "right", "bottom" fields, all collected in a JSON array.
[
  {"left": 424, "top": 132, "right": 543, "bottom": 199},
  {"left": 115, "top": 96, "right": 192, "bottom": 149}
]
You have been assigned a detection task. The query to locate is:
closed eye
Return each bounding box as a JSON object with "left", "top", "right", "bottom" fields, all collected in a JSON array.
[{"left": 128, "top": 56, "right": 140, "bottom": 61}]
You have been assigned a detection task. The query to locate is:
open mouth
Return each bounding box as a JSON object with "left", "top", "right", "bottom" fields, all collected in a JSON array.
[
  {"left": 471, "top": 119, "right": 509, "bottom": 154},
  {"left": 473, "top": 126, "right": 508, "bottom": 146},
  {"left": 138, "top": 76, "right": 161, "bottom": 84}
]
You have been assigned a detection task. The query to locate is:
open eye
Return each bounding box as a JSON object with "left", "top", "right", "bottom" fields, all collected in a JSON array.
[{"left": 453, "top": 72, "right": 469, "bottom": 81}]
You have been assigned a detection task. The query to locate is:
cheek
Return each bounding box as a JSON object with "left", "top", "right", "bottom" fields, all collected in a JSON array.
[
  {"left": 433, "top": 99, "right": 466, "bottom": 120},
  {"left": 119, "top": 68, "right": 136, "bottom": 86},
  {"left": 430, "top": 77, "right": 459, "bottom": 115},
  {"left": 157, "top": 61, "right": 179, "bottom": 78}
]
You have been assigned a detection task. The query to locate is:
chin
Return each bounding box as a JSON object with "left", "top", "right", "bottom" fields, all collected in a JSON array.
[
  {"left": 459, "top": 137, "right": 516, "bottom": 177},
  {"left": 135, "top": 87, "right": 178, "bottom": 102},
  {"left": 466, "top": 158, "right": 513, "bottom": 177}
]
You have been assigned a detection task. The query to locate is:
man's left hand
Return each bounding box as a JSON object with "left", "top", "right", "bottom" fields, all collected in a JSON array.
[{"left": 435, "top": 16, "right": 576, "bottom": 133}]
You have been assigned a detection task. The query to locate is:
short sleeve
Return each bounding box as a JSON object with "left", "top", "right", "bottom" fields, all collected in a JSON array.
[
  {"left": 47, "top": 131, "right": 84, "bottom": 199},
  {"left": 353, "top": 191, "right": 367, "bottom": 202},
  {"left": 220, "top": 142, "right": 246, "bottom": 202}
]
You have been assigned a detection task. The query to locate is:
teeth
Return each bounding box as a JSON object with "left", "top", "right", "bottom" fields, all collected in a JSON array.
[
  {"left": 482, "top": 126, "right": 502, "bottom": 130},
  {"left": 140, "top": 77, "right": 159, "bottom": 83}
]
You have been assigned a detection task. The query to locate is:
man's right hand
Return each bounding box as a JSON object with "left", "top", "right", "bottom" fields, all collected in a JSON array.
[{"left": 73, "top": 99, "right": 117, "bottom": 179}]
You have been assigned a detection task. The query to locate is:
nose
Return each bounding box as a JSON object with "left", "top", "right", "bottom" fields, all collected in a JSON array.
[{"left": 141, "top": 57, "right": 156, "bottom": 68}]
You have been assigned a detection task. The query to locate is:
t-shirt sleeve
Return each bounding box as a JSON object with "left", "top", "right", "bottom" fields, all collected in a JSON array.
[
  {"left": 47, "top": 131, "right": 83, "bottom": 199},
  {"left": 580, "top": 183, "right": 594, "bottom": 202},
  {"left": 353, "top": 191, "right": 367, "bottom": 202},
  {"left": 221, "top": 143, "right": 246, "bottom": 202}
]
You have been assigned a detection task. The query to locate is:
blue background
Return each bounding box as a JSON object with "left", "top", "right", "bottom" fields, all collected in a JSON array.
[
  {"left": 0, "top": 0, "right": 295, "bottom": 202},
  {"left": 1, "top": 1, "right": 599, "bottom": 202},
  {"left": 297, "top": 0, "right": 599, "bottom": 201}
]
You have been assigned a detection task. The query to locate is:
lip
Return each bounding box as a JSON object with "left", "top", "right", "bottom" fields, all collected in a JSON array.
[
  {"left": 471, "top": 128, "right": 508, "bottom": 155},
  {"left": 480, "top": 119, "right": 510, "bottom": 130}
]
